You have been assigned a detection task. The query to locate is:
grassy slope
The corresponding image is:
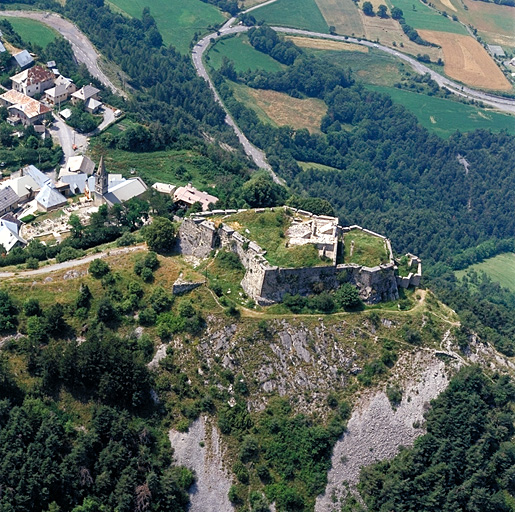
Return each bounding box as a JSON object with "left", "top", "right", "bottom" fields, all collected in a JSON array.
[
  {"left": 385, "top": 0, "right": 466, "bottom": 33},
  {"left": 0, "top": 17, "right": 57, "bottom": 47},
  {"left": 456, "top": 253, "right": 515, "bottom": 293},
  {"left": 208, "top": 34, "right": 284, "bottom": 73},
  {"left": 367, "top": 85, "right": 515, "bottom": 138},
  {"left": 106, "top": 0, "right": 225, "bottom": 53},
  {"left": 256, "top": 0, "right": 329, "bottom": 32}
]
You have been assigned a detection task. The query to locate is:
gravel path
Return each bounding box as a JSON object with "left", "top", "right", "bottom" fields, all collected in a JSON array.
[
  {"left": 0, "top": 245, "right": 146, "bottom": 279},
  {"left": 169, "top": 417, "right": 234, "bottom": 512},
  {"left": 315, "top": 352, "right": 455, "bottom": 511}
]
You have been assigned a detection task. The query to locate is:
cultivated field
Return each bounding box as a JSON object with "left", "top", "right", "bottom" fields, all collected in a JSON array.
[
  {"left": 314, "top": 0, "right": 365, "bottom": 37},
  {"left": 232, "top": 84, "right": 327, "bottom": 133},
  {"left": 0, "top": 17, "right": 57, "bottom": 47},
  {"left": 256, "top": 0, "right": 329, "bottom": 33},
  {"left": 386, "top": 0, "right": 466, "bottom": 33},
  {"left": 208, "top": 34, "right": 283, "bottom": 72},
  {"left": 456, "top": 253, "right": 515, "bottom": 293},
  {"left": 360, "top": 13, "right": 442, "bottom": 60},
  {"left": 106, "top": 0, "right": 224, "bottom": 53},
  {"left": 431, "top": 0, "right": 515, "bottom": 48},
  {"left": 368, "top": 85, "right": 515, "bottom": 137},
  {"left": 418, "top": 30, "right": 512, "bottom": 91},
  {"left": 285, "top": 36, "right": 369, "bottom": 52}
]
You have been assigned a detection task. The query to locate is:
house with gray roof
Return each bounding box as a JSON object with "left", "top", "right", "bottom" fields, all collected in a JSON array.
[
  {"left": 0, "top": 186, "right": 20, "bottom": 216},
  {"left": 22, "top": 165, "right": 51, "bottom": 189},
  {"left": 35, "top": 183, "right": 67, "bottom": 212},
  {"left": 0, "top": 213, "right": 25, "bottom": 253},
  {"left": 12, "top": 50, "right": 34, "bottom": 70}
]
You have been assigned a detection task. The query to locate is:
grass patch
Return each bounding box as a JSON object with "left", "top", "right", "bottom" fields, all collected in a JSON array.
[
  {"left": 90, "top": 145, "right": 225, "bottom": 190},
  {"left": 256, "top": 0, "right": 329, "bottom": 33},
  {"left": 0, "top": 17, "right": 58, "bottom": 48},
  {"left": 343, "top": 229, "right": 389, "bottom": 267},
  {"left": 231, "top": 83, "right": 327, "bottom": 133},
  {"left": 208, "top": 33, "right": 284, "bottom": 73},
  {"left": 367, "top": 85, "right": 515, "bottom": 138},
  {"left": 319, "top": 48, "right": 405, "bottom": 86},
  {"left": 216, "top": 209, "right": 329, "bottom": 268},
  {"left": 314, "top": 0, "right": 365, "bottom": 37},
  {"left": 297, "top": 161, "right": 342, "bottom": 172},
  {"left": 385, "top": 0, "right": 466, "bottom": 34},
  {"left": 456, "top": 253, "right": 515, "bottom": 293},
  {"left": 106, "top": 0, "right": 225, "bottom": 53}
]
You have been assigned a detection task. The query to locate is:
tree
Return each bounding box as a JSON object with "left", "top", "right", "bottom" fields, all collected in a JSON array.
[
  {"left": 144, "top": 217, "right": 176, "bottom": 253},
  {"left": 363, "top": 1, "right": 375, "bottom": 15},
  {"left": 0, "top": 290, "right": 17, "bottom": 332},
  {"left": 377, "top": 4, "right": 389, "bottom": 17},
  {"left": 391, "top": 6, "right": 404, "bottom": 18},
  {"left": 23, "top": 298, "right": 42, "bottom": 317},
  {"left": 242, "top": 175, "right": 287, "bottom": 208},
  {"left": 335, "top": 283, "right": 362, "bottom": 309}
]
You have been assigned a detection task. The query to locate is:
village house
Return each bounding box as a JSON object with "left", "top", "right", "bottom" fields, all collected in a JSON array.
[
  {"left": 12, "top": 50, "right": 33, "bottom": 70},
  {"left": 0, "top": 90, "right": 51, "bottom": 126},
  {"left": 0, "top": 213, "right": 25, "bottom": 253},
  {"left": 2, "top": 174, "right": 40, "bottom": 203},
  {"left": 35, "top": 183, "right": 68, "bottom": 212},
  {"left": 10, "top": 65, "right": 55, "bottom": 98},
  {"left": 173, "top": 183, "right": 218, "bottom": 211},
  {"left": 71, "top": 84, "right": 102, "bottom": 105},
  {"left": 0, "top": 185, "right": 20, "bottom": 216},
  {"left": 43, "top": 75, "right": 77, "bottom": 106}
]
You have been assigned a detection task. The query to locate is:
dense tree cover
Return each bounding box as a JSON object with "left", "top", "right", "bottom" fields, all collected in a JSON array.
[
  {"left": 221, "top": 396, "right": 351, "bottom": 510},
  {"left": 0, "top": 395, "right": 193, "bottom": 512},
  {"left": 143, "top": 217, "right": 177, "bottom": 254},
  {"left": 218, "top": 60, "right": 515, "bottom": 269},
  {"left": 248, "top": 26, "right": 303, "bottom": 65},
  {"left": 63, "top": 0, "right": 229, "bottom": 141},
  {"left": 358, "top": 366, "right": 515, "bottom": 512}
]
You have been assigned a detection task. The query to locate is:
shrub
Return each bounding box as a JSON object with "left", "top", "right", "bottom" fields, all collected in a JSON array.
[
  {"left": 23, "top": 298, "right": 42, "bottom": 317},
  {"left": 89, "top": 259, "right": 110, "bottom": 279},
  {"left": 233, "top": 461, "right": 249, "bottom": 484},
  {"left": 116, "top": 231, "right": 136, "bottom": 247},
  {"left": 140, "top": 266, "right": 154, "bottom": 283},
  {"left": 56, "top": 246, "right": 85, "bottom": 263},
  {"left": 25, "top": 257, "right": 39, "bottom": 269},
  {"left": 139, "top": 308, "right": 157, "bottom": 326},
  {"left": 335, "top": 283, "right": 362, "bottom": 309}
]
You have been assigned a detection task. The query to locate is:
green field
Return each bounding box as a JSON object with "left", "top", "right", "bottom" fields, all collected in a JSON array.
[
  {"left": 256, "top": 0, "right": 329, "bottom": 33},
  {"left": 107, "top": 0, "right": 225, "bottom": 53},
  {"left": 297, "top": 161, "right": 341, "bottom": 172},
  {"left": 0, "top": 17, "right": 58, "bottom": 48},
  {"left": 368, "top": 85, "right": 515, "bottom": 138},
  {"left": 319, "top": 48, "right": 404, "bottom": 86},
  {"left": 456, "top": 253, "right": 515, "bottom": 293},
  {"left": 90, "top": 146, "right": 225, "bottom": 191},
  {"left": 343, "top": 229, "right": 390, "bottom": 267},
  {"left": 385, "top": 0, "right": 466, "bottom": 34},
  {"left": 208, "top": 34, "right": 284, "bottom": 73}
]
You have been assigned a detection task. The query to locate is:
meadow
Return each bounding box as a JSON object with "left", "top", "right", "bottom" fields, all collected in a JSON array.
[
  {"left": 343, "top": 229, "right": 390, "bottom": 267},
  {"left": 106, "top": 0, "right": 224, "bottom": 53},
  {"left": 230, "top": 82, "right": 327, "bottom": 132},
  {"left": 456, "top": 253, "right": 515, "bottom": 293},
  {"left": 0, "top": 17, "right": 57, "bottom": 48},
  {"left": 367, "top": 85, "right": 515, "bottom": 138},
  {"left": 314, "top": 0, "right": 365, "bottom": 37},
  {"left": 256, "top": 0, "right": 329, "bottom": 33},
  {"left": 208, "top": 34, "right": 283, "bottom": 73},
  {"left": 385, "top": 0, "right": 466, "bottom": 34}
]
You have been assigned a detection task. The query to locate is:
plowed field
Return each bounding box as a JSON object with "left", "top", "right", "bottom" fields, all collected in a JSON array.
[{"left": 418, "top": 30, "right": 512, "bottom": 91}]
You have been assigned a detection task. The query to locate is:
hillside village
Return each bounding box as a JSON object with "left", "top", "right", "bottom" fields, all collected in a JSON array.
[{"left": 0, "top": 41, "right": 220, "bottom": 258}]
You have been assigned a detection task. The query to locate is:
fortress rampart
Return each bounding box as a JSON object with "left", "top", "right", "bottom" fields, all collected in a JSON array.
[{"left": 176, "top": 207, "right": 421, "bottom": 305}]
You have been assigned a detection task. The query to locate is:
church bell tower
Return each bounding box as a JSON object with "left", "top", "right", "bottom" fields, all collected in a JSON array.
[{"left": 94, "top": 156, "right": 108, "bottom": 206}]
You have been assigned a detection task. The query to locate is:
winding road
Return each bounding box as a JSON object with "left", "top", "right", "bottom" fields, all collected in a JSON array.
[{"left": 1, "top": 11, "right": 126, "bottom": 98}]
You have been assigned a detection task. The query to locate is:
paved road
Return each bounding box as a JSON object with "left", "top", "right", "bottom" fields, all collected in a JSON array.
[
  {"left": 0, "top": 245, "right": 146, "bottom": 279},
  {"left": 1, "top": 10, "right": 126, "bottom": 98},
  {"left": 49, "top": 113, "right": 88, "bottom": 161},
  {"left": 193, "top": 25, "right": 284, "bottom": 184}
]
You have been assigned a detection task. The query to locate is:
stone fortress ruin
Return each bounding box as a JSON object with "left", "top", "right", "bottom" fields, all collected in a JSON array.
[{"left": 177, "top": 207, "right": 421, "bottom": 305}]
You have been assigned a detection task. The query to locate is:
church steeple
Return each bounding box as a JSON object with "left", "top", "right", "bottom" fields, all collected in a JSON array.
[{"left": 94, "top": 156, "right": 108, "bottom": 205}]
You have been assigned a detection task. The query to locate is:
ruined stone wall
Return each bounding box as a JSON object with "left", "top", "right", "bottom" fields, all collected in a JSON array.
[
  {"left": 176, "top": 217, "right": 217, "bottom": 258},
  {"left": 176, "top": 209, "right": 416, "bottom": 305}
]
